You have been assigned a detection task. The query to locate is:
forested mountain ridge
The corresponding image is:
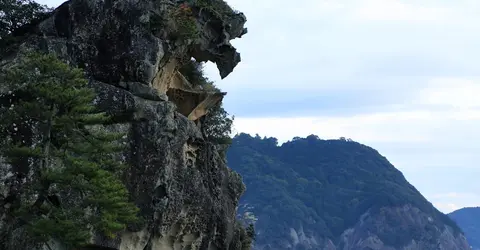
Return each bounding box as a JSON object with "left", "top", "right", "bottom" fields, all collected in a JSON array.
[
  {"left": 228, "top": 133, "right": 469, "bottom": 250},
  {"left": 449, "top": 207, "right": 480, "bottom": 250}
]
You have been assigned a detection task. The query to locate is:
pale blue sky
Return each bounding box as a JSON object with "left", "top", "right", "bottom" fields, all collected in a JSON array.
[{"left": 38, "top": 0, "right": 480, "bottom": 213}]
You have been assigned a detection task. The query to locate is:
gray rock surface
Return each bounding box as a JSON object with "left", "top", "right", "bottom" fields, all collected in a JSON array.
[
  {"left": 253, "top": 204, "right": 470, "bottom": 250},
  {"left": 337, "top": 204, "right": 470, "bottom": 250},
  {"left": 0, "top": 0, "right": 249, "bottom": 249}
]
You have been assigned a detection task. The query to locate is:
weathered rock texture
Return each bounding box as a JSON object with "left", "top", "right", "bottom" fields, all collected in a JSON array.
[
  {"left": 0, "top": 0, "right": 249, "bottom": 249},
  {"left": 251, "top": 205, "right": 470, "bottom": 250},
  {"left": 336, "top": 205, "right": 470, "bottom": 250}
]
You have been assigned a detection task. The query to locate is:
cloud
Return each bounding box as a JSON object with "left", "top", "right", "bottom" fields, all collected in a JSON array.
[
  {"left": 434, "top": 203, "right": 461, "bottom": 213},
  {"left": 230, "top": 76, "right": 480, "bottom": 143},
  {"left": 431, "top": 192, "right": 480, "bottom": 213},
  {"left": 431, "top": 192, "right": 478, "bottom": 199},
  {"left": 351, "top": 0, "right": 451, "bottom": 22},
  {"left": 232, "top": 108, "right": 480, "bottom": 145},
  {"left": 416, "top": 78, "right": 480, "bottom": 108}
]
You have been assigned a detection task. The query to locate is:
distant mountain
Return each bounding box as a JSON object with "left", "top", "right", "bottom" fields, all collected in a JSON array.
[
  {"left": 449, "top": 207, "right": 480, "bottom": 250},
  {"left": 228, "top": 133, "right": 470, "bottom": 250}
]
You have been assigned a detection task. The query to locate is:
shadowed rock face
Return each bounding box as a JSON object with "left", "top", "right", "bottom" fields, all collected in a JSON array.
[
  {"left": 191, "top": 3, "right": 248, "bottom": 79},
  {"left": 15, "top": 0, "right": 247, "bottom": 83},
  {"left": 88, "top": 82, "right": 245, "bottom": 250},
  {"left": 0, "top": 0, "right": 249, "bottom": 249}
]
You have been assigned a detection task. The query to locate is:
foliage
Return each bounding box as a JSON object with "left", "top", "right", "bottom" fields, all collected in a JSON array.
[
  {"left": 0, "top": 0, "right": 52, "bottom": 54},
  {"left": 0, "top": 52, "right": 139, "bottom": 248},
  {"left": 202, "top": 102, "right": 233, "bottom": 145},
  {"left": 194, "top": 0, "right": 239, "bottom": 19},
  {"left": 241, "top": 223, "right": 255, "bottom": 250},
  {"left": 232, "top": 221, "right": 255, "bottom": 250},
  {"left": 178, "top": 58, "right": 234, "bottom": 145},
  {"left": 170, "top": 0, "right": 239, "bottom": 41},
  {"left": 178, "top": 58, "right": 210, "bottom": 86},
  {"left": 246, "top": 223, "right": 255, "bottom": 241},
  {"left": 0, "top": 0, "right": 51, "bottom": 37},
  {"left": 449, "top": 207, "right": 480, "bottom": 249},
  {"left": 227, "top": 133, "right": 462, "bottom": 248},
  {"left": 171, "top": 3, "right": 199, "bottom": 40}
]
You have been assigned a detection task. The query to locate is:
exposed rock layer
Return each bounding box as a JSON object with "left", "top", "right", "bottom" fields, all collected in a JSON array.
[
  {"left": 0, "top": 0, "right": 248, "bottom": 249},
  {"left": 251, "top": 204, "right": 470, "bottom": 250}
]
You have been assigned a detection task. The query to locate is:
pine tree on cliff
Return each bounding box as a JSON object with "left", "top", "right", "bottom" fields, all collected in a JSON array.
[{"left": 0, "top": 52, "right": 139, "bottom": 248}]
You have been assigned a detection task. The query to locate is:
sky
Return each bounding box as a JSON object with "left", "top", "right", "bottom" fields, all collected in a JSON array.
[{"left": 37, "top": 0, "right": 480, "bottom": 214}]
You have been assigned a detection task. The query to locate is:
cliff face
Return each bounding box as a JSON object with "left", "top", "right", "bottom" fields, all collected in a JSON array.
[
  {"left": 336, "top": 205, "right": 470, "bottom": 250},
  {"left": 0, "top": 0, "right": 248, "bottom": 249},
  {"left": 228, "top": 134, "right": 470, "bottom": 250}
]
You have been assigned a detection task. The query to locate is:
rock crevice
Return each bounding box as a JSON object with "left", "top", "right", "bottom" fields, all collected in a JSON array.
[{"left": 0, "top": 0, "right": 248, "bottom": 249}]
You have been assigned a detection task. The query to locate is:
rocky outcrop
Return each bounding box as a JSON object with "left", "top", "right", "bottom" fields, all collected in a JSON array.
[
  {"left": 337, "top": 205, "right": 470, "bottom": 250},
  {"left": 251, "top": 204, "right": 470, "bottom": 250},
  {"left": 0, "top": 0, "right": 248, "bottom": 249},
  {"left": 162, "top": 68, "right": 226, "bottom": 121},
  {"left": 93, "top": 82, "right": 245, "bottom": 250}
]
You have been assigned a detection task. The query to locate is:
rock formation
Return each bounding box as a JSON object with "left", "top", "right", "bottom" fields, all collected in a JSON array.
[{"left": 0, "top": 0, "right": 249, "bottom": 249}]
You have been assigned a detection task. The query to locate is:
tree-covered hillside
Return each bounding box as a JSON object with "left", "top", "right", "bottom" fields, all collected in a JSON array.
[
  {"left": 449, "top": 207, "right": 480, "bottom": 249},
  {"left": 228, "top": 133, "right": 461, "bottom": 248}
]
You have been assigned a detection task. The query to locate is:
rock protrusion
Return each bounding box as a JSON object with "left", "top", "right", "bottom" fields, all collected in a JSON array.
[{"left": 0, "top": 0, "right": 249, "bottom": 249}]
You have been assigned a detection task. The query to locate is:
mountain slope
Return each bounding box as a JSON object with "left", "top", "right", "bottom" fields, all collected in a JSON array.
[
  {"left": 228, "top": 133, "right": 469, "bottom": 250},
  {"left": 449, "top": 207, "right": 480, "bottom": 249}
]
